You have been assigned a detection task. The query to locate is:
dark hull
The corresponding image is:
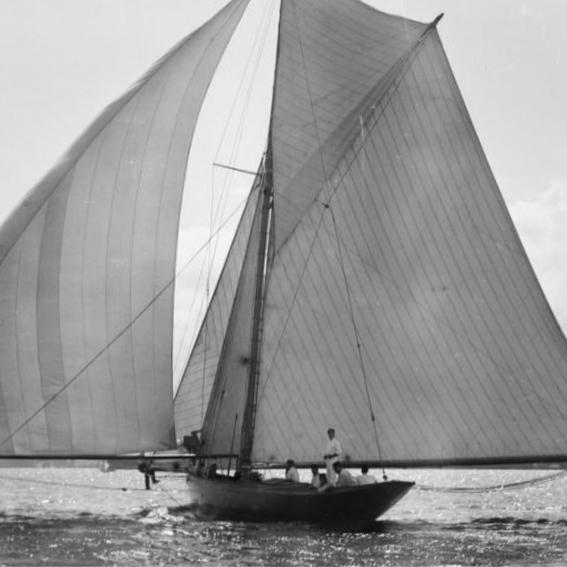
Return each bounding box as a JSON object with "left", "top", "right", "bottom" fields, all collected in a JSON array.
[{"left": 186, "top": 476, "right": 414, "bottom": 528}]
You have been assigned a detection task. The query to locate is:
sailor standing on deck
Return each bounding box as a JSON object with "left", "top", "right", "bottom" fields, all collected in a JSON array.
[{"left": 323, "top": 428, "right": 342, "bottom": 485}]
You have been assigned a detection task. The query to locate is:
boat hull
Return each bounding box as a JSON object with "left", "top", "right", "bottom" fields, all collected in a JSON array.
[{"left": 185, "top": 476, "right": 414, "bottom": 527}]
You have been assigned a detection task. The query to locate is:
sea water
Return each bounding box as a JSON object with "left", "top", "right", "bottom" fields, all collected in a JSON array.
[{"left": 1, "top": 466, "right": 567, "bottom": 566}]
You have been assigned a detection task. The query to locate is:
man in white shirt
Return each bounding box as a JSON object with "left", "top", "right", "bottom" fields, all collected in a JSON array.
[
  {"left": 285, "top": 459, "right": 300, "bottom": 482},
  {"left": 332, "top": 461, "right": 356, "bottom": 487},
  {"left": 356, "top": 464, "right": 377, "bottom": 485},
  {"left": 310, "top": 465, "right": 324, "bottom": 489},
  {"left": 323, "top": 428, "right": 342, "bottom": 485}
]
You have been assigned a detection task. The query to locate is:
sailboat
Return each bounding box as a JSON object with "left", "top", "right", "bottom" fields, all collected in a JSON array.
[{"left": 2, "top": 0, "right": 567, "bottom": 527}]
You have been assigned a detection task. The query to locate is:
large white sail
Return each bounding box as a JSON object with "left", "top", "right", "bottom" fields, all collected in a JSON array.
[
  {"left": 248, "top": 1, "right": 567, "bottom": 465},
  {"left": 0, "top": 0, "right": 250, "bottom": 455}
]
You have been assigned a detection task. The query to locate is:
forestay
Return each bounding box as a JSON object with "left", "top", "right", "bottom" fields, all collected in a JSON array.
[{"left": 0, "top": 0, "right": 250, "bottom": 455}]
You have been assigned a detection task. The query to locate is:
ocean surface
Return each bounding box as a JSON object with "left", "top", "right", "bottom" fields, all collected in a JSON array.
[{"left": 1, "top": 466, "right": 567, "bottom": 566}]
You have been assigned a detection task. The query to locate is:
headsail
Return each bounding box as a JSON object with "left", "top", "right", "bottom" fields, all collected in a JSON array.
[
  {"left": 174, "top": 170, "right": 265, "bottom": 454},
  {"left": 0, "top": 0, "right": 250, "bottom": 455},
  {"left": 248, "top": 0, "right": 567, "bottom": 466}
]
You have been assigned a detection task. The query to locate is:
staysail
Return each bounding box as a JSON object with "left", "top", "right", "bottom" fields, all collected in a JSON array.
[
  {"left": 0, "top": 0, "right": 250, "bottom": 455},
  {"left": 250, "top": 0, "right": 567, "bottom": 466},
  {"left": 174, "top": 169, "right": 265, "bottom": 453}
]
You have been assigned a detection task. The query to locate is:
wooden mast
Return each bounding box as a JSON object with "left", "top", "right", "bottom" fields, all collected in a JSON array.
[{"left": 238, "top": 146, "right": 273, "bottom": 471}]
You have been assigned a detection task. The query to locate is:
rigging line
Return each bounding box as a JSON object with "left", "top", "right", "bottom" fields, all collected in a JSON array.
[
  {"left": 154, "top": 478, "right": 186, "bottom": 507},
  {"left": 172, "top": 256, "right": 206, "bottom": 375},
  {"left": 323, "top": 152, "right": 544, "bottom": 436},
  {"left": 172, "top": 242, "right": 212, "bottom": 379},
  {"left": 209, "top": 0, "right": 275, "bottom": 235},
  {"left": 327, "top": 205, "right": 386, "bottom": 480},
  {"left": 256, "top": 208, "right": 329, "bottom": 405},
  {"left": 328, "top": 129, "right": 563, "bottom": 448},
  {"left": 315, "top": 36, "right": 545, "bottom": 385},
  {"left": 325, "top": 75, "right": 417, "bottom": 208},
  {"left": 0, "top": 191, "right": 254, "bottom": 451},
  {"left": 415, "top": 470, "right": 567, "bottom": 493},
  {"left": 269, "top": 25, "right": 432, "bottom": 249},
  {"left": 207, "top": 2, "right": 274, "bottom": 390},
  {"left": 0, "top": 474, "right": 150, "bottom": 492},
  {"left": 254, "top": 51, "right": 430, "bottom": 409},
  {"left": 318, "top": 19, "right": 442, "bottom": 212},
  {"left": 213, "top": 163, "right": 262, "bottom": 177},
  {"left": 207, "top": 32, "right": 273, "bottom": 269},
  {"left": 192, "top": 1, "right": 276, "bottom": 419},
  {"left": 212, "top": 0, "right": 275, "bottom": 167},
  {"left": 323, "top": 194, "right": 567, "bottom": 433},
  {"left": 196, "top": 0, "right": 275, "bottom": 421}
]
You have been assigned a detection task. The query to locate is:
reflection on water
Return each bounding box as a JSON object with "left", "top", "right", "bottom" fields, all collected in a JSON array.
[{"left": 1, "top": 468, "right": 567, "bottom": 566}]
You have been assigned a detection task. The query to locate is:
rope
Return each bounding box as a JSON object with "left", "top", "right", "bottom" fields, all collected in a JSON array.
[
  {"left": 153, "top": 476, "right": 186, "bottom": 507},
  {"left": 0, "top": 473, "right": 146, "bottom": 492},
  {"left": 193, "top": 0, "right": 276, "bottom": 423},
  {"left": 0, "top": 471, "right": 190, "bottom": 505},
  {"left": 256, "top": 209, "right": 328, "bottom": 405},
  {"left": 414, "top": 470, "right": 567, "bottom": 493},
  {"left": 327, "top": 205, "right": 386, "bottom": 480}
]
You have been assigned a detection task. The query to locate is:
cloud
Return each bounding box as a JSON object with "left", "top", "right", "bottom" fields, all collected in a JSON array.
[{"left": 510, "top": 180, "right": 567, "bottom": 334}]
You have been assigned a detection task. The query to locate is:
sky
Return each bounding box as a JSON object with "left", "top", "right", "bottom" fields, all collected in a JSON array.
[{"left": 1, "top": 0, "right": 567, "bottom": 379}]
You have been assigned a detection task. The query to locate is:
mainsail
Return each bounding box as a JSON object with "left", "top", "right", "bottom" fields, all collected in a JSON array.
[
  {"left": 252, "top": 0, "right": 567, "bottom": 466},
  {"left": 176, "top": 0, "right": 567, "bottom": 468},
  {"left": 0, "top": 0, "right": 250, "bottom": 455}
]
